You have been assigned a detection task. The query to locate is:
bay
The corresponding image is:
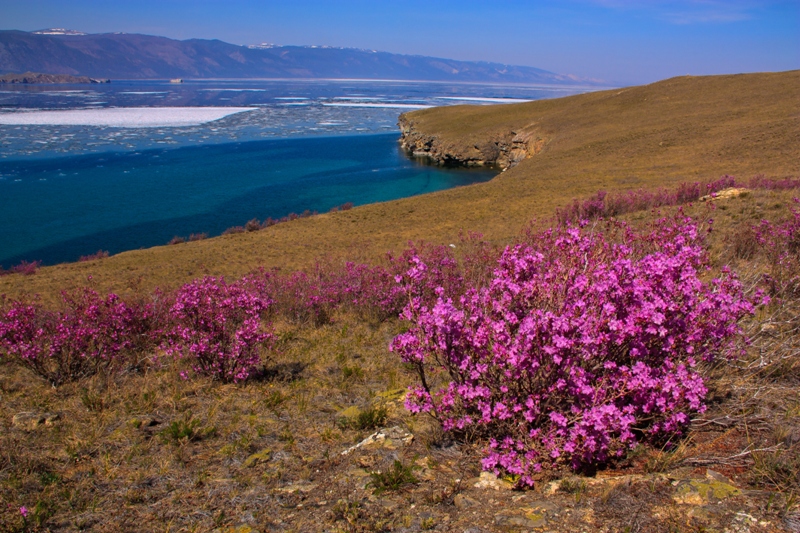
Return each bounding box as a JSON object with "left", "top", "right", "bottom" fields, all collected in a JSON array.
[{"left": 0, "top": 133, "right": 496, "bottom": 266}]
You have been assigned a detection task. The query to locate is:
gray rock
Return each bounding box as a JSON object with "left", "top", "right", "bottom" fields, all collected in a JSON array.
[
  {"left": 494, "top": 510, "right": 548, "bottom": 530},
  {"left": 454, "top": 493, "right": 480, "bottom": 509}
]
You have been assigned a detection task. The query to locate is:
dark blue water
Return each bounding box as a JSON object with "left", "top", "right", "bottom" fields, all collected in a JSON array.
[{"left": 0, "top": 133, "right": 496, "bottom": 266}]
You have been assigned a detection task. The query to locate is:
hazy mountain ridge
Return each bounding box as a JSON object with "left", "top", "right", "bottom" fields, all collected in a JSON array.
[{"left": 0, "top": 29, "right": 599, "bottom": 84}]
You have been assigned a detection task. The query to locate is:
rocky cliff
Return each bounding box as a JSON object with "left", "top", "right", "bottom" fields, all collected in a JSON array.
[{"left": 398, "top": 112, "right": 547, "bottom": 170}]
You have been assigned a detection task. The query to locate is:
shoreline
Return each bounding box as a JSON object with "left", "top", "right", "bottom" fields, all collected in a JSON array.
[{"left": 0, "top": 132, "right": 499, "bottom": 268}]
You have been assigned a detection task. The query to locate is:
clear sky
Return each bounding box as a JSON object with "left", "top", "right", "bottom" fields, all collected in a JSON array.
[{"left": 1, "top": 0, "right": 797, "bottom": 85}]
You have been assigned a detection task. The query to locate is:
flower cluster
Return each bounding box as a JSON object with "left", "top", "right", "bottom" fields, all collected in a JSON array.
[
  {"left": 752, "top": 203, "right": 800, "bottom": 295},
  {"left": 163, "top": 276, "right": 273, "bottom": 382},
  {"left": 0, "top": 288, "right": 145, "bottom": 385},
  {"left": 391, "top": 217, "right": 756, "bottom": 486},
  {"left": 0, "top": 260, "right": 41, "bottom": 277}
]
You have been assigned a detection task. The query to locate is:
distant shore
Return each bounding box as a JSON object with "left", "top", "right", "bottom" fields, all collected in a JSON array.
[{"left": 0, "top": 72, "right": 110, "bottom": 84}]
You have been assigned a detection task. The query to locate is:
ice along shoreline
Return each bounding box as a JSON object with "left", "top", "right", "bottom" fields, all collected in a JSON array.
[{"left": 0, "top": 107, "right": 256, "bottom": 127}]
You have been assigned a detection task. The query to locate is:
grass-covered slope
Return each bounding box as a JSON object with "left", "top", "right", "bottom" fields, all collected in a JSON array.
[
  {"left": 2, "top": 71, "right": 800, "bottom": 532},
  {"left": 1, "top": 71, "right": 797, "bottom": 300}
]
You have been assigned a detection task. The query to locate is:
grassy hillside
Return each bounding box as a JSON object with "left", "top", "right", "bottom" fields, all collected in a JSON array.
[
  {"left": 2, "top": 71, "right": 800, "bottom": 532},
  {"left": 1, "top": 70, "right": 797, "bottom": 300}
]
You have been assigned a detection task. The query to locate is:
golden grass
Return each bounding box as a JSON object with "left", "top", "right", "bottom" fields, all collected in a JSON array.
[
  {"left": 1, "top": 70, "right": 797, "bottom": 301},
  {"left": 2, "top": 190, "right": 800, "bottom": 532}
]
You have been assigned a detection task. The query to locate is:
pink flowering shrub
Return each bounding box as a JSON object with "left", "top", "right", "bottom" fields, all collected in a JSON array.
[
  {"left": 391, "top": 218, "right": 756, "bottom": 487},
  {"left": 164, "top": 276, "right": 272, "bottom": 382},
  {"left": 0, "top": 288, "right": 141, "bottom": 385},
  {"left": 78, "top": 250, "right": 110, "bottom": 262},
  {"left": 0, "top": 260, "right": 41, "bottom": 277},
  {"left": 556, "top": 176, "right": 738, "bottom": 225},
  {"left": 247, "top": 266, "right": 342, "bottom": 326},
  {"left": 752, "top": 203, "right": 800, "bottom": 295}
]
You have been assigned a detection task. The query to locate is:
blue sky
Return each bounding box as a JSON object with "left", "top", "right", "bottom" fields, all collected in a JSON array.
[{"left": 1, "top": 0, "right": 797, "bottom": 84}]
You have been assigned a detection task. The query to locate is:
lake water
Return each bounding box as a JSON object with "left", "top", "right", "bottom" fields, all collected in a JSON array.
[{"left": 0, "top": 79, "right": 599, "bottom": 266}]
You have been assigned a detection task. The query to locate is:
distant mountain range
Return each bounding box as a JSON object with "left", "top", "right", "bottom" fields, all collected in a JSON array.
[{"left": 0, "top": 29, "right": 599, "bottom": 85}]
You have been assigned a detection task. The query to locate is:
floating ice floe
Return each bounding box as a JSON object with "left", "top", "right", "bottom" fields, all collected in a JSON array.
[
  {"left": 435, "top": 97, "right": 532, "bottom": 103},
  {"left": 0, "top": 107, "right": 256, "bottom": 128},
  {"left": 322, "top": 102, "right": 432, "bottom": 109}
]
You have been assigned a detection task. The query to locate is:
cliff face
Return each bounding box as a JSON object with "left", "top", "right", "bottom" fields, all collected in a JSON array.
[{"left": 398, "top": 113, "right": 547, "bottom": 170}]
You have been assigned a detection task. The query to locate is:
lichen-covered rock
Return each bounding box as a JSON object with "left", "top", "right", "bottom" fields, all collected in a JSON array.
[
  {"left": 472, "top": 471, "right": 514, "bottom": 491},
  {"left": 12, "top": 411, "right": 59, "bottom": 430},
  {"left": 242, "top": 448, "right": 272, "bottom": 468},
  {"left": 673, "top": 478, "right": 741, "bottom": 505},
  {"left": 340, "top": 426, "right": 413, "bottom": 455},
  {"left": 494, "top": 510, "right": 548, "bottom": 530},
  {"left": 211, "top": 526, "right": 257, "bottom": 533}
]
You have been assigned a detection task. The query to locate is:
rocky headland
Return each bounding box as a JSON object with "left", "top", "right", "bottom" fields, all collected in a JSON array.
[{"left": 398, "top": 113, "right": 547, "bottom": 170}]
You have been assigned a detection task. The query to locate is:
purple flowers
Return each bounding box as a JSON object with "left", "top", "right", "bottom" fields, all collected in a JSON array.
[
  {"left": 391, "top": 217, "right": 757, "bottom": 486},
  {"left": 0, "top": 288, "right": 144, "bottom": 386},
  {"left": 164, "top": 276, "right": 273, "bottom": 383}
]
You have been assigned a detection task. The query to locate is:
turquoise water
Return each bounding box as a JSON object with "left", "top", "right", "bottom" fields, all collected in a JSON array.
[{"left": 0, "top": 133, "right": 496, "bottom": 266}]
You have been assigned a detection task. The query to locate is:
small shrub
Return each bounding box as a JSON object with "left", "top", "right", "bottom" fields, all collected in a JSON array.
[
  {"left": 341, "top": 364, "right": 364, "bottom": 381},
  {"left": 168, "top": 236, "right": 185, "bottom": 245},
  {"left": 0, "top": 288, "right": 145, "bottom": 386},
  {"left": 245, "top": 218, "right": 262, "bottom": 232},
  {"left": 338, "top": 405, "right": 388, "bottom": 431},
  {"left": 367, "top": 459, "right": 419, "bottom": 495},
  {"left": 264, "top": 390, "right": 287, "bottom": 410},
  {"left": 222, "top": 226, "right": 245, "bottom": 235},
  {"left": 79, "top": 250, "right": 109, "bottom": 262},
  {"left": 160, "top": 415, "right": 204, "bottom": 444},
  {"left": 0, "top": 260, "right": 41, "bottom": 276},
  {"left": 188, "top": 233, "right": 207, "bottom": 242},
  {"left": 392, "top": 217, "right": 757, "bottom": 487},
  {"left": 80, "top": 388, "right": 104, "bottom": 412},
  {"left": 164, "top": 276, "right": 273, "bottom": 382}
]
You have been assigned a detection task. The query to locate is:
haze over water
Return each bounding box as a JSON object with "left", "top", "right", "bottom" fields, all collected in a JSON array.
[{"left": 0, "top": 79, "right": 595, "bottom": 266}]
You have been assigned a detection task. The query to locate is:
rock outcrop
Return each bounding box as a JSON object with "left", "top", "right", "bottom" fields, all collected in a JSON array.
[{"left": 398, "top": 113, "right": 547, "bottom": 170}]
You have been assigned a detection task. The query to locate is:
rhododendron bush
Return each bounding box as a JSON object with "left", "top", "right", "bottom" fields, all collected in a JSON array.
[
  {"left": 391, "top": 218, "right": 757, "bottom": 486},
  {"left": 0, "top": 288, "right": 145, "bottom": 385},
  {"left": 164, "top": 276, "right": 272, "bottom": 382}
]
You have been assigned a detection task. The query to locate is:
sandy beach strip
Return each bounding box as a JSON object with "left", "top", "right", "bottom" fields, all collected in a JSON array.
[{"left": 0, "top": 107, "right": 256, "bottom": 127}]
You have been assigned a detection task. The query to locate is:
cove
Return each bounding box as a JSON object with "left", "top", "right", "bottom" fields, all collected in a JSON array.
[{"left": 0, "top": 133, "right": 497, "bottom": 266}]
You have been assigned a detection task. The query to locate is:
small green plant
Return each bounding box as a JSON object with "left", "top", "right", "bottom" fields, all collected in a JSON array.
[
  {"left": 341, "top": 364, "right": 364, "bottom": 380},
  {"left": 558, "top": 476, "right": 587, "bottom": 502},
  {"left": 643, "top": 440, "right": 690, "bottom": 473},
  {"left": 367, "top": 459, "right": 419, "bottom": 495},
  {"left": 80, "top": 388, "right": 105, "bottom": 412},
  {"left": 39, "top": 471, "right": 61, "bottom": 486},
  {"left": 160, "top": 414, "right": 210, "bottom": 445},
  {"left": 278, "top": 426, "right": 295, "bottom": 445},
  {"left": 420, "top": 516, "right": 436, "bottom": 530},
  {"left": 332, "top": 498, "right": 361, "bottom": 531},
  {"left": 337, "top": 404, "right": 388, "bottom": 431},
  {"left": 264, "top": 390, "right": 287, "bottom": 410}
]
